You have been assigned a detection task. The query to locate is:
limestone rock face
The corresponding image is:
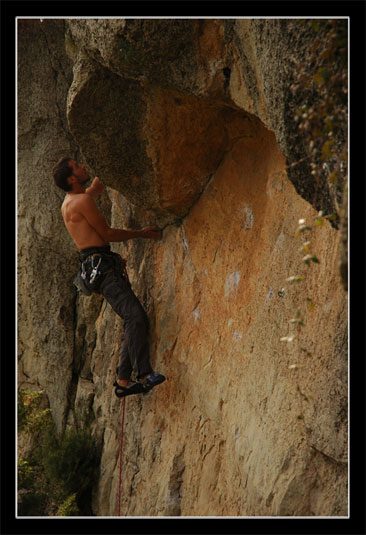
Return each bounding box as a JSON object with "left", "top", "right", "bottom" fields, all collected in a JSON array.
[
  {"left": 17, "top": 19, "right": 79, "bottom": 431},
  {"left": 18, "top": 19, "right": 348, "bottom": 516},
  {"left": 65, "top": 18, "right": 342, "bottom": 221}
]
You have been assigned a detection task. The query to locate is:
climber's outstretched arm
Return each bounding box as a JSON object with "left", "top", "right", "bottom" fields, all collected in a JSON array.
[{"left": 78, "top": 193, "right": 161, "bottom": 243}]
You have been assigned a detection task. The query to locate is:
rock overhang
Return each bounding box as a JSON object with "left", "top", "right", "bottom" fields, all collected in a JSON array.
[
  {"left": 65, "top": 18, "right": 345, "bottom": 226},
  {"left": 66, "top": 54, "right": 264, "bottom": 223}
]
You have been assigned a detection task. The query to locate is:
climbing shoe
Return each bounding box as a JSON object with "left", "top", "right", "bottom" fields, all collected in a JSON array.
[
  {"left": 140, "top": 371, "right": 166, "bottom": 392},
  {"left": 113, "top": 381, "right": 145, "bottom": 398}
]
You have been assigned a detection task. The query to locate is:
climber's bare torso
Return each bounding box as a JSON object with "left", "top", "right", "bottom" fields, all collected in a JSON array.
[
  {"left": 61, "top": 159, "right": 108, "bottom": 250},
  {"left": 61, "top": 160, "right": 161, "bottom": 251},
  {"left": 62, "top": 193, "right": 108, "bottom": 250}
]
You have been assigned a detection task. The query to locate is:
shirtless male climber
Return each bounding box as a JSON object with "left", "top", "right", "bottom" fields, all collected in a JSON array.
[{"left": 53, "top": 157, "right": 166, "bottom": 398}]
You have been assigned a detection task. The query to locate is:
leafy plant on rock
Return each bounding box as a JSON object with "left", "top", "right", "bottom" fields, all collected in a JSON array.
[
  {"left": 290, "top": 19, "right": 348, "bottom": 221},
  {"left": 17, "top": 388, "right": 100, "bottom": 516},
  {"left": 280, "top": 212, "right": 334, "bottom": 357}
]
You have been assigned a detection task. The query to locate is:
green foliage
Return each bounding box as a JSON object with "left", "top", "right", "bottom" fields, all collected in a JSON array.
[
  {"left": 17, "top": 455, "right": 50, "bottom": 516},
  {"left": 290, "top": 20, "right": 348, "bottom": 214},
  {"left": 281, "top": 212, "right": 334, "bottom": 357},
  {"left": 281, "top": 211, "right": 338, "bottom": 356},
  {"left": 56, "top": 493, "right": 80, "bottom": 516},
  {"left": 18, "top": 389, "right": 52, "bottom": 435},
  {"left": 18, "top": 459, "right": 36, "bottom": 490},
  {"left": 18, "top": 388, "right": 100, "bottom": 516},
  {"left": 42, "top": 427, "right": 100, "bottom": 508}
]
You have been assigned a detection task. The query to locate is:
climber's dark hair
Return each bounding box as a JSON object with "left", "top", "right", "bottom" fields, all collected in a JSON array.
[{"left": 52, "top": 157, "right": 73, "bottom": 192}]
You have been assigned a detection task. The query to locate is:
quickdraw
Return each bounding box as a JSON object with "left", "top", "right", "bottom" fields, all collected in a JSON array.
[
  {"left": 80, "top": 254, "right": 102, "bottom": 285},
  {"left": 89, "top": 255, "right": 102, "bottom": 284}
]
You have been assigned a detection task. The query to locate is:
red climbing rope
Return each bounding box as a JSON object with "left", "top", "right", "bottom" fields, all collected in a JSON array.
[
  {"left": 117, "top": 397, "right": 126, "bottom": 516},
  {"left": 117, "top": 253, "right": 128, "bottom": 516}
]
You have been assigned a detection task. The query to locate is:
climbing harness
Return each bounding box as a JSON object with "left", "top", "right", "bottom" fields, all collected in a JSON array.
[
  {"left": 73, "top": 254, "right": 102, "bottom": 296},
  {"left": 117, "top": 397, "right": 126, "bottom": 517},
  {"left": 73, "top": 250, "right": 129, "bottom": 296}
]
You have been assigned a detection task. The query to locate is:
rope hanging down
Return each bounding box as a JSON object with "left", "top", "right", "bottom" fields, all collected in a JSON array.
[
  {"left": 117, "top": 397, "right": 126, "bottom": 516},
  {"left": 117, "top": 259, "right": 129, "bottom": 516}
]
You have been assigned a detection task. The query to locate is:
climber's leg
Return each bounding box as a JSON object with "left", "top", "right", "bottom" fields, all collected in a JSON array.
[{"left": 99, "top": 270, "right": 153, "bottom": 381}]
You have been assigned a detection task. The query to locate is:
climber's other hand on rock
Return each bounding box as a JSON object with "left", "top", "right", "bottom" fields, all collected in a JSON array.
[{"left": 141, "top": 226, "right": 162, "bottom": 240}]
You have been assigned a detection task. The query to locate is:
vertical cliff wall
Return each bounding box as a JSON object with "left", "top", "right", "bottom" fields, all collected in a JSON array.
[
  {"left": 17, "top": 18, "right": 348, "bottom": 516},
  {"left": 17, "top": 19, "right": 80, "bottom": 429}
]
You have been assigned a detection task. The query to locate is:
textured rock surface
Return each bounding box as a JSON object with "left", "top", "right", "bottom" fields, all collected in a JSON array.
[
  {"left": 17, "top": 19, "right": 79, "bottom": 432},
  {"left": 65, "top": 18, "right": 343, "bottom": 220},
  {"left": 18, "top": 19, "right": 348, "bottom": 516}
]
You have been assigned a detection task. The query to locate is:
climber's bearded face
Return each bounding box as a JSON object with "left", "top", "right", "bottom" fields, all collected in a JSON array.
[{"left": 69, "top": 160, "right": 91, "bottom": 185}]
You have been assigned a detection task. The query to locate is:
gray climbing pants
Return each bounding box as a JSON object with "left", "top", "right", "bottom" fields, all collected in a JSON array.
[{"left": 80, "top": 245, "right": 153, "bottom": 381}]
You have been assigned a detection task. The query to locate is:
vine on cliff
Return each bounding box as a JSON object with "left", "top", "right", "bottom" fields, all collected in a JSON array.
[
  {"left": 280, "top": 213, "right": 332, "bottom": 358},
  {"left": 290, "top": 19, "right": 348, "bottom": 220}
]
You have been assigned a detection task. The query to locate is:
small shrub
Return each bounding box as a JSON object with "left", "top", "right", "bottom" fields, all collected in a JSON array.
[
  {"left": 56, "top": 493, "right": 80, "bottom": 516},
  {"left": 42, "top": 427, "right": 100, "bottom": 513},
  {"left": 18, "top": 389, "right": 52, "bottom": 435},
  {"left": 18, "top": 459, "right": 35, "bottom": 490},
  {"left": 18, "top": 388, "right": 100, "bottom": 516}
]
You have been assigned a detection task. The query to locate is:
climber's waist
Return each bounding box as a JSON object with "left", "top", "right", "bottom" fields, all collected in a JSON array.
[
  {"left": 79, "top": 245, "right": 111, "bottom": 261},
  {"left": 78, "top": 245, "right": 128, "bottom": 281}
]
